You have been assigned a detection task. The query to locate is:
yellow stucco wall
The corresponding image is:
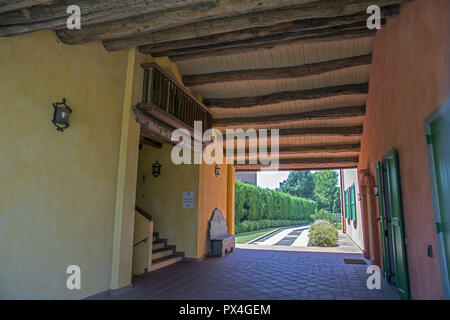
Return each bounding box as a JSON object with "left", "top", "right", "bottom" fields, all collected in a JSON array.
[
  {"left": 109, "top": 48, "right": 145, "bottom": 290},
  {"left": 136, "top": 144, "right": 200, "bottom": 258},
  {"left": 0, "top": 30, "right": 144, "bottom": 299},
  {"left": 197, "top": 163, "right": 228, "bottom": 259},
  {"left": 0, "top": 29, "right": 231, "bottom": 298},
  {"left": 132, "top": 212, "right": 153, "bottom": 275}
]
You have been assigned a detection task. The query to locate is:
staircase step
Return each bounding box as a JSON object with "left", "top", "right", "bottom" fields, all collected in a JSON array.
[
  {"left": 152, "top": 246, "right": 175, "bottom": 259},
  {"left": 153, "top": 239, "right": 167, "bottom": 250},
  {"left": 148, "top": 254, "right": 182, "bottom": 272}
]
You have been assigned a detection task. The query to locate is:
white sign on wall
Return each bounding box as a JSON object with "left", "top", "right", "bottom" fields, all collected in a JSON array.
[{"left": 183, "top": 191, "right": 194, "bottom": 209}]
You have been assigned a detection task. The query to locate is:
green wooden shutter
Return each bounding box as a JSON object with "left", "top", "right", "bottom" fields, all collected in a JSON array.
[
  {"left": 351, "top": 184, "right": 356, "bottom": 221},
  {"left": 376, "top": 161, "right": 390, "bottom": 279},
  {"left": 344, "top": 189, "right": 349, "bottom": 219},
  {"left": 384, "top": 149, "right": 410, "bottom": 300}
]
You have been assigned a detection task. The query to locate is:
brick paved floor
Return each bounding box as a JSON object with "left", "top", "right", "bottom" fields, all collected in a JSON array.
[{"left": 107, "top": 249, "right": 400, "bottom": 300}]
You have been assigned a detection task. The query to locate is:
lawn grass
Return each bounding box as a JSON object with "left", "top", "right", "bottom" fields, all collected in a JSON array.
[{"left": 235, "top": 228, "right": 278, "bottom": 244}]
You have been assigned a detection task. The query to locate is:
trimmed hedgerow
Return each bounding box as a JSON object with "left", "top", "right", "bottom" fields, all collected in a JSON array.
[
  {"left": 308, "top": 220, "right": 338, "bottom": 247},
  {"left": 235, "top": 180, "right": 316, "bottom": 227}
]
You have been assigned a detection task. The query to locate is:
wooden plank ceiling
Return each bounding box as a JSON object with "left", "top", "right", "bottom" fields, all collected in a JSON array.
[{"left": 0, "top": 0, "right": 410, "bottom": 170}]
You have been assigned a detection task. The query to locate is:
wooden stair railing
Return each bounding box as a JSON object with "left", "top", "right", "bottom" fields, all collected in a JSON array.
[{"left": 135, "top": 205, "right": 152, "bottom": 221}]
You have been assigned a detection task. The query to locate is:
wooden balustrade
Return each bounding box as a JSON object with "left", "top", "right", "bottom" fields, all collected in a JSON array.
[{"left": 139, "top": 63, "right": 213, "bottom": 133}]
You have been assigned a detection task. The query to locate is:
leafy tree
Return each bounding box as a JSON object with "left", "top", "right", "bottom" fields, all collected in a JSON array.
[
  {"left": 312, "top": 170, "right": 339, "bottom": 212},
  {"left": 278, "top": 171, "right": 315, "bottom": 200},
  {"left": 332, "top": 187, "right": 341, "bottom": 214}
]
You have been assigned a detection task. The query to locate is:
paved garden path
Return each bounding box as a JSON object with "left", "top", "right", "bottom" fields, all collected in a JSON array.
[
  {"left": 239, "top": 226, "right": 362, "bottom": 254},
  {"left": 105, "top": 249, "right": 400, "bottom": 300}
]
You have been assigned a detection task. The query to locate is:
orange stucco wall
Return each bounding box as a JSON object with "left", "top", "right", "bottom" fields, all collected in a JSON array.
[{"left": 358, "top": 0, "right": 450, "bottom": 299}]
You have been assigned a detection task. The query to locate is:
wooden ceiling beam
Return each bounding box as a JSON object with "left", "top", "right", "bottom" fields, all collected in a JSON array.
[
  {"left": 213, "top": 105, "right": 366, "bottom": 128},
  {"left": 234, "top": 157, "right": 359, "bottom": 171},
  {"left": 141, "top": 6, "right": 399, "bottom": 55},
  {"left": 142, "top": 22, "right": 377, "bottom": 57},
  {"left": 277, "top": 126, "right": 363, "bottom": 138},
  {"left": 168, "top": 29, "right": 376, "bottom": 61},
  {"left": 226, "top": 143, "right": 361, "bottom": 156},
  {"left": 55, "top": 0, "right": 317, "bottom": 45},
  {"left": 204, "top": 83, "right": 368, "bottom": 109},
  {"left": 0, "top": 0, "right": 50, "bottom": 14},
  {"left": 184, "top": 55, "right": 372, "bottom": 86},
  {"left": 217, "top": 126, "right": 363, "bottom": 141},
  {"left": 103, "top": 0, "right": 409, "bottom": 51},
  {"left": 0, "top": 0, "right": 214, "bottom": 36}
]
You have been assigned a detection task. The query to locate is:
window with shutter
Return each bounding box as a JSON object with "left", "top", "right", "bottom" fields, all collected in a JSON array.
[
  {"left": 350, "top": 184, "right": 356, "bottom": 221},
  {"left": 344, "top": 189, "right": 349, "bottom": 219}
]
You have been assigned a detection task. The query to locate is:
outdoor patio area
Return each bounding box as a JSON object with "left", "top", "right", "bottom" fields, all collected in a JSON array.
[{"left": 105, "top": 249, "right": 400, "bottom": 300}]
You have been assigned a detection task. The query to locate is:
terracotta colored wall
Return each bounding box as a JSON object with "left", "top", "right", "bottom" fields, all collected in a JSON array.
[{"left": 358, "top": 0, "right": 450, "bottom": 299}]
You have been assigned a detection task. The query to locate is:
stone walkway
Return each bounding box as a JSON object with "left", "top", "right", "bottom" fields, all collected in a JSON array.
[
  {"left": 106, "top": 249, "right": 400, "bottom": 300},
  {"left": 239, "top": 226, "right": 362, "bottom": 254}
]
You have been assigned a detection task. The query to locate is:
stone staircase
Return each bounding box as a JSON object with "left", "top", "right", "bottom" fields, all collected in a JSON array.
[{"left": 147, "top": 232, "right": 184, "bottom": 272}]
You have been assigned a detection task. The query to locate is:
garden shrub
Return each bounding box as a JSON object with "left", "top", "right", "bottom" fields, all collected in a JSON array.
[{"left": 308, "top": 220, "right": 338, "bottom": 247}]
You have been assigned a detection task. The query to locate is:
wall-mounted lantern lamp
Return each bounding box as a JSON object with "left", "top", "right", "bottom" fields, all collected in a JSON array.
[
  {"left": 52, "top": 98, "right": 72, "bottom": 132},
  {"left": 215, "top": 164, "right": 221, "bottom": 178},
  {"left": 373, "top": 186, "right": 379, "bottom": 196},
  {"left": 152, "top": 161, "right": 161, "bottom": 177}
]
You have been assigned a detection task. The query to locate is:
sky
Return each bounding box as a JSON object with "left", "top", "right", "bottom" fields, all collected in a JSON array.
[
  {"left": 257, "top": 171, "right": 291, "bottom": 190},
  {"left": 257, "top": 170, "right": 341, "bottom": 190}
]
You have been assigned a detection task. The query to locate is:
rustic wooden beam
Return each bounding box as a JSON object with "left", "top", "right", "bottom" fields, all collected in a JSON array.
[
  {"left": 277, "top": 126, "right": 363, "bottom": 138},
  {"left": 277, "top": 143, "right": 360, "bottom": 154},
  {"left": 213, "top": 105, "right": 366, "bottom": 128},
  {"left": 0, "top": 0, "right": 215, "bottom": 36},
  {"left": 136, "top": 102, "right": 196, "bottom": 136},
  {"left": 168, "top": 28, "right": 376, "bottom": 61},
  {"left": 205, "top": 84, "right": 368, "bottom": 109},
  {"left": 104, "top": 0, "right": 409, "bottom": 51},
  {"left": 147, "top": 23, "right": 379, "bottom": 59},
  {"left": 134, "top": 108, "right": 177, "bottom": 146},
  {"left": 220, "top": 126, "right": 363, "bottom": 143},
  {"left": 55, "top": 0, "right": 317, "bottom": 45},
  {"left": 134, "top": 107, "right": 208, "bottom": 152},
  {"left": 184, "top": 55, "right": 372, "bottom": 86},
  {"left": 0, "top": 0, "right": 50, "bottom": 14},
  {"left": 141, "top": 6, "right": 399, "bottom": 55},
  {"left": 227, "top": 143, "right": 361, "bottom": 157},
  {"left": 234, "top": 157, "right": 359, "bottom": 171}
]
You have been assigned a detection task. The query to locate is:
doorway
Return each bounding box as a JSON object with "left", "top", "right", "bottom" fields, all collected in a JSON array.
[
  {"left": 376, "top": 149, "right": 410, "bottom": 300},
  {"left": 424, "top": 99, "right": 450, "bottom": 299}
]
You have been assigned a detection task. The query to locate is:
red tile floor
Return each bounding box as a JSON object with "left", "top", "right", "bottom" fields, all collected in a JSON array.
[{"left": 106, "top": 248, "right": 400, "bottom": 300}]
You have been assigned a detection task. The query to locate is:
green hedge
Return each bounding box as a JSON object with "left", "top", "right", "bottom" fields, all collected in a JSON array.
[
  {"left": 236, "top": 219, "right": 309, "bottom": 234},
  {"left": 235, "top": 180, "right": 316, "bottom": 223}
]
